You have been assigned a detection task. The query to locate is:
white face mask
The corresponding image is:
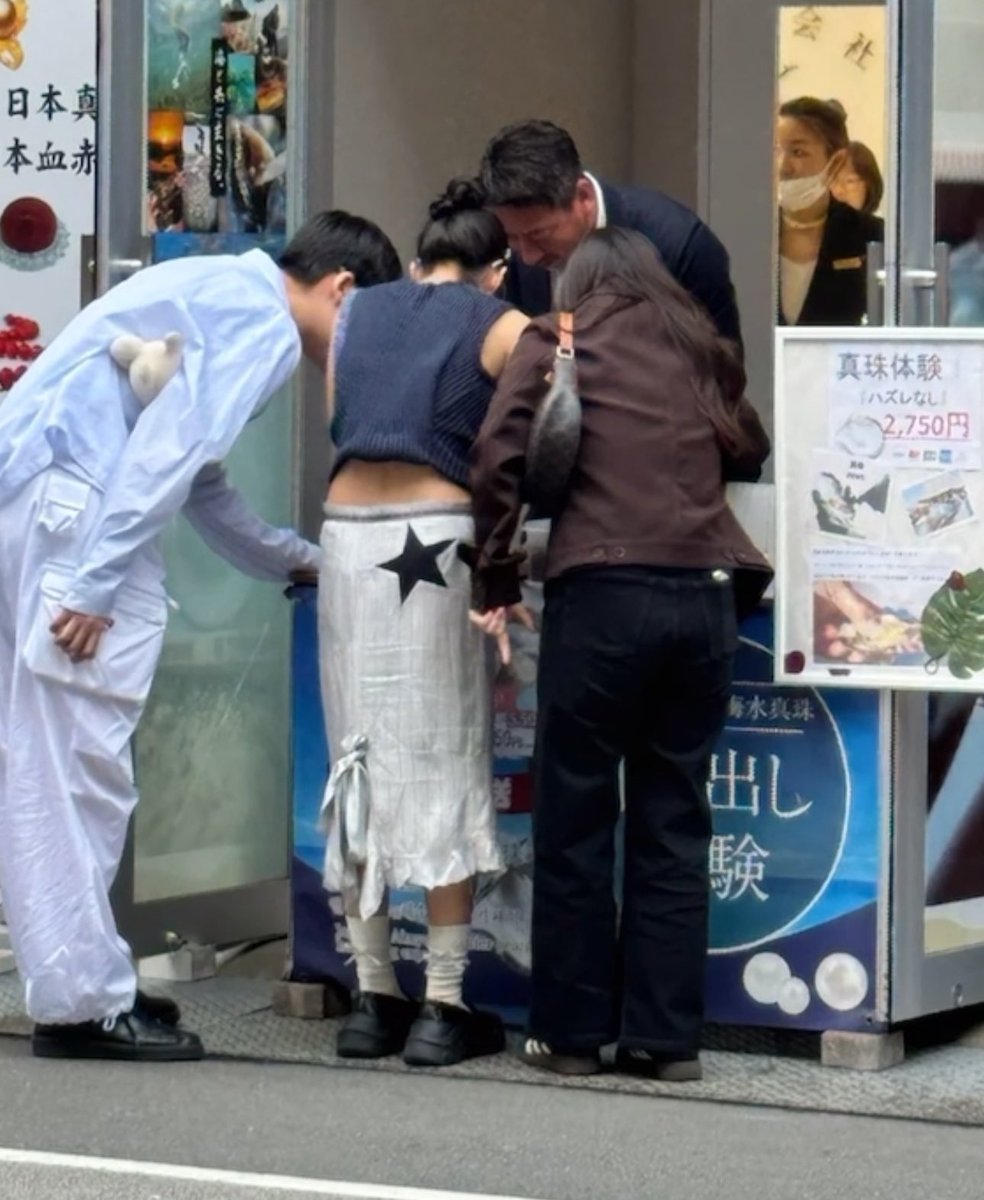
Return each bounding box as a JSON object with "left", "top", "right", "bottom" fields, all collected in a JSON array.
[{"left": 778, "top": 169, "right": 830, "bottom": 214}]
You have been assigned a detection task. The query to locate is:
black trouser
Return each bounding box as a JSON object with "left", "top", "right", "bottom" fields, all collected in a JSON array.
[{"left": 529, "top": 566, "right": 737, "bottom": 1057}]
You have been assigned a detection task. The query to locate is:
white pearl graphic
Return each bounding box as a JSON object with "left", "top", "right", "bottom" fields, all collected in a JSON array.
[
  {"left": 742, "top": 952, "right": 791, "bottom": 1005},
  {"left": 815, "top": 953, "right": 869, "bottom": 1012},
  {"left": 777, "top": 977, "right": 811, "bottom": 1016}
]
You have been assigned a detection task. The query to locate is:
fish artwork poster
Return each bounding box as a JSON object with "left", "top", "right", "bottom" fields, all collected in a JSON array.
[{"left": 146, "top": 1, "right": 288, "bottom": 237}]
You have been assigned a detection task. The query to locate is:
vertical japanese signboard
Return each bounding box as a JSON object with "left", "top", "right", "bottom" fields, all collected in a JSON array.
[
  {"left": 776, "top": 329, "right": 984, "bottom": 692},
  {"left": 145, "top": 1, "right": 289, "bottom": 242},
  {"left": 704, "top": 607, "right": 883, "bottom": 1031},
  {"left": 0, "top": 0, "right": 97, "bottom": 397}
]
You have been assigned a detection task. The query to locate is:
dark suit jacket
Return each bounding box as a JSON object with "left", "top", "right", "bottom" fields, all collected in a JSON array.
[
  {"left": 502, "top": 180, "right": 743, "bottom": 349},
  {"left": 779, "top": 199, "right": 884, "bottom": 327}
]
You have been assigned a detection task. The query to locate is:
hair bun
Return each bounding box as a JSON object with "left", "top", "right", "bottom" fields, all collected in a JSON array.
[
  {"left": 825, "top": 98, "right": 848, "bottom": 121},
  {"left": 429, "top": 176, "right": 487, "bottom": 223}
]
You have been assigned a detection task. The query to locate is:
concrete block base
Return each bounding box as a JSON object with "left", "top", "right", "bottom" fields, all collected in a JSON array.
[{"left": 821, "top": 1030, "right": 904, "bottom": 1071}]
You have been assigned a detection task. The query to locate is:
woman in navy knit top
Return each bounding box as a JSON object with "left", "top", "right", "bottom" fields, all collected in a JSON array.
[{"left": 319, "top": 179, "right": 528, "bottom": 1068}]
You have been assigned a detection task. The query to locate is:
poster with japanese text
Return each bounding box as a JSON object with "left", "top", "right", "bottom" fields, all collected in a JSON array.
[
  {"left": 0, "top": 0, "right": 97, "bottom": 397},
  {"left": 146, "top": 1, "right": 288, "bottom": 238},
  {"left": 290, "top": 592, "right": 885, "bottom": 1033},
  {"left": 776, "top": 329, "right": 984, "bottom": 691}
]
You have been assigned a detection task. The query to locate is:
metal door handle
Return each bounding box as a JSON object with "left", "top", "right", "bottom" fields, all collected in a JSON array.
[
  {"left": 900, "top": 244, "right": 951, "bottom": 327},
  {"left": 866, "top": 241, "right": 886, "bottom": 325}
]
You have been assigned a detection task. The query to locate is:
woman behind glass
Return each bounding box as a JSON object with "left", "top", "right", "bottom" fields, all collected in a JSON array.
[
  {"left": 468, "top": 228, "right": 772, "bottom": 1079},
  {"left": 777, "top": 97, "right": 883, "bottom": 326},
  {"left": 320, "top": 179, "right": 528, "bottom": 1068},
  {"left": 830, "top": 140, "right": 885, "bottom": 217}
]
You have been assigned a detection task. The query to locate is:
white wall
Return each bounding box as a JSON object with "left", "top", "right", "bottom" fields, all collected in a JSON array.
[{"left": 332, "top": 0, "right": 635, "bottom": 264}]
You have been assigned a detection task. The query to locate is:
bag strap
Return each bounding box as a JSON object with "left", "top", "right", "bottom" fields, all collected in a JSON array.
[{"left": 556, "top": 311, "right": 574, "bottom": 360}]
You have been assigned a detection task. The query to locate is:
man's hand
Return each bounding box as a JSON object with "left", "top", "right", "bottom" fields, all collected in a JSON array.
[
  {"left": 50, "top": 609, "right": 113, "bottom": 663},
  {"left": 289, "top": 568, "right": 319, "bottom": 586},
  {"left": 469, "top": 603, "right": 535, "bottom": 666}
]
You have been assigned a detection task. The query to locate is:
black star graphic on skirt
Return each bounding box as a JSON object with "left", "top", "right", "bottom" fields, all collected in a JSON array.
[{"left": 378, "top": 526, "right": 454, "bottom": 603}]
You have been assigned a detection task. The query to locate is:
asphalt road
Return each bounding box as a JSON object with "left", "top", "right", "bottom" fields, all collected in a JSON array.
[{"left": 0, "top": 1037, "right": 978, "bottom": 1200}]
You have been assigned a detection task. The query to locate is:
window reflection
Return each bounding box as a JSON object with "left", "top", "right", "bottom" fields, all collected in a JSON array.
[{"left": 776, "top": 6, "right": 888, "bottom": 327}]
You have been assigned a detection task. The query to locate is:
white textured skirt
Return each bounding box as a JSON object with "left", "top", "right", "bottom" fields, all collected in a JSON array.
[{"left": 318, "top": 501, "right": 503, "bottom": 918}]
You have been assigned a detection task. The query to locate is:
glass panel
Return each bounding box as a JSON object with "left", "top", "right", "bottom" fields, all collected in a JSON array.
[
  {"left": 130, "top": 0, "right": 297, "bottom": 905},
  {"left": 775, "top": 5, "right": 889, "bottom": 328},
  {"left": 133, "top": 398, "right": 294, "bottom": 903},
  {"left": 924, "top": 0, "right": 984, "bottom": 954}
]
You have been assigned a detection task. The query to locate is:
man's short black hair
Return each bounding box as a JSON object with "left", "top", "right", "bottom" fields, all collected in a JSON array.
[
  {"left": 279, "top": 210, "right": 402, "bottom": 288},
  {"left": 480, "top": 120, "right": 583, "bottom": 209}
]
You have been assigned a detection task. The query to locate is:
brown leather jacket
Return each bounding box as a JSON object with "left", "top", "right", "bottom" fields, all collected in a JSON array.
[{"left": 467, "top": 293, "right": 773, "bottom": 615}]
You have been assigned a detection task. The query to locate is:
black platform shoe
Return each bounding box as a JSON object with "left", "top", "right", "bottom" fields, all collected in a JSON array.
[
  {"left": 135, "top": 990, "right": 181, "bottom": 1027},
  {"left": 402, "top": 1001, "right": 505, "bottom": 1068},
  {"left": 615, "top": 1048, "right": 703, "bottom": 1082},
  {"left": 335, "top": 992, "right": 418, "bottom": 1059},
  {"left": 32, "top": 1009, "right": 204, "bottom": 1062}
]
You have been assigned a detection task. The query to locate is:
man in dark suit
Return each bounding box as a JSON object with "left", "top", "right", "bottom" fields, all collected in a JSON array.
[{"left": 479, "top": 119, "right": 742, "bottom": 349}]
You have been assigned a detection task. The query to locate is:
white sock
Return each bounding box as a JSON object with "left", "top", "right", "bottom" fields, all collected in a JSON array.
[
  {"left": 425, "top": 923, "right": 470, "bottom": 1009},
  {"left": 347, "top": 915, "right": 401, "bottom": 999}
]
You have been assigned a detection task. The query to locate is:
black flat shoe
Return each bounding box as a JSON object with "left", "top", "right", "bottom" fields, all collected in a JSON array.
[
  {"left": 615, "top": 1048, "right": 703, "bottom": 1082},
  {"left": 402, "top": 1001, "right": 504, "bottom": 1068},
  {"left": 32, "top": 1010, "right": 204, "bottom": 1062},
  {"left": 135, "top": 989, "right": 181, "bottom": 1027},
  {"left": 336, "top": 992, "right": 418, "bottom": 1059}
]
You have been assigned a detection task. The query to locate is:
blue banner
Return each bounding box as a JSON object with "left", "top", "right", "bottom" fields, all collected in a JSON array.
[{"left": 290, "top": 591, "right": 884, "bottom": 1032}]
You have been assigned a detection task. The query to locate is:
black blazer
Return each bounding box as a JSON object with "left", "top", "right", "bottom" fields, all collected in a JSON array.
[
  {"left": 502, "top": 180, "right": 744, "bottom": 349},
  {"left": 778, "top": 199, "right": 884, "bottom": 327}
]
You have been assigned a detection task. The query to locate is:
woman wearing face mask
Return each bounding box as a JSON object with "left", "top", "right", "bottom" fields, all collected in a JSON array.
[{"left": 777, "top": 97, "right": 883, "bottom": 327}]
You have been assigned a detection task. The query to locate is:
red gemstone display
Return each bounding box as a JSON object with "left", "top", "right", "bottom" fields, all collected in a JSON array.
[{"left": 0, "top": 197, "right": 58, "bottom": 255}]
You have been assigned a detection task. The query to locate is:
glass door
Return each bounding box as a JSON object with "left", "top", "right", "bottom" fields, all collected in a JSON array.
[
  {"left": 891, "top": 0, "right": 984, "bottom": 1020},
  {"left": 101, "top": 0, "right": 318, "bottom": 956},
  {"left": 705, "top": 0, "right": 894, "bottom": 469}
]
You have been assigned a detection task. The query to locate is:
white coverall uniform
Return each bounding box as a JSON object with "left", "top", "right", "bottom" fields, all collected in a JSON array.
[{"left": 0, "top": 249, "right": 319, "bottom": 1024}]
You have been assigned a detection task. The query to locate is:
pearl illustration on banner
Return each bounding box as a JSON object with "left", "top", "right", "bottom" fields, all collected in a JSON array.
[
  {"left": 0, "top": 0, "right": 27, "bottom": 71},
  {"left": 777, "top": 976, "right": 811, "bottom": 1016},
  {"left": 0, "top": 198, "right": 69, "bottom": 272},
  {"left": 815, "top": 953, "right": 869, "bottom": 1012},
  {"left": 742, "top": 952, "right": 791, "bottom": 1005}
]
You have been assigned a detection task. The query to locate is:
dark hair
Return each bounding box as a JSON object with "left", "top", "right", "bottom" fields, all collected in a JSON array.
[
  {"left": 480, "top": 120, "right": 582, "bottom": 209},
  {"left": 555, "top": 228, "right": 748, "bottom": 456},
  {"left": 842, "top": 140, "right": 884, "bottom": 214},
  {"left": 279, "top": 210, "right": 402, "bottom": 288},
  {"left": 779, "top": 96, "right": 850, "bottom": 158},
  {"left": 416, "top": 177, "right": 508, "bottom": 271}
]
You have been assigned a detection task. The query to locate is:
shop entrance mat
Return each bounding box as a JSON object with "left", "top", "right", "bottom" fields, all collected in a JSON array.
[{"left": 1, "top": 974, "right": 983, "bottom": 1126}]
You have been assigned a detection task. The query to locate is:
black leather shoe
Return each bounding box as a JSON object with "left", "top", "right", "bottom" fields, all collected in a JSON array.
[
  {"left": 135, "top": 990, "right": 181, "bottom": 1027},
  {"left": 615, "top": 1048, "right": 703, "bottom": 1082},
  {"left": 336, "top": 992, "right": 417, "bottom": 1059},
  {"left": 402, "top": 1001, "right": 505, "bottom": 1068},
  {"left": 32, "top": 1010, "right": 204, "bottom": 1062}
]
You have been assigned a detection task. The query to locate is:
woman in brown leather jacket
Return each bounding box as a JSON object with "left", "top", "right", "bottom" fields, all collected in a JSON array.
[{"left": 468, "top": 227, "right": 771, "bottom": 1080}]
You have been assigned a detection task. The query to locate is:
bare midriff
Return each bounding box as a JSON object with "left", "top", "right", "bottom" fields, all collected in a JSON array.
[{"left": 326, "top": 459, "right": 470, "bottom": 507}]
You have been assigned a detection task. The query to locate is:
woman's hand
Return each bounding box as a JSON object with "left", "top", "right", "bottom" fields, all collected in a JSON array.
[{"left": 469, "top": 603, "right": 535, "bottom": 666}]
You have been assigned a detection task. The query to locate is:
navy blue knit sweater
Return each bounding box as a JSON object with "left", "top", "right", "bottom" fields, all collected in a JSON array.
[{"left": 330, "top": 279, "right": 511, "bottom": 488}]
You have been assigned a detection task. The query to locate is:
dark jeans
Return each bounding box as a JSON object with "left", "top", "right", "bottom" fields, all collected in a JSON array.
[{"left": 529, "top": 566, "right": 737, "bottom": 1057}]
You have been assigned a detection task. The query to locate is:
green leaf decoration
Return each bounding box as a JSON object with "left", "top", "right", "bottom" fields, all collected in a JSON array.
[{"left": 922, "top": 569, "right": 984, "bottom": 680}]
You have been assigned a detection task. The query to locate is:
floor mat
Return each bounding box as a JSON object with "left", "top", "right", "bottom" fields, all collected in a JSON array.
[{"left": 2, "top": 974, "right": 983, "bottom": 1125}]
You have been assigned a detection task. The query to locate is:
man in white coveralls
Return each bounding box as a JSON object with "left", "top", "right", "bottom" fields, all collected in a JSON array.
[{"left": 0, "top": 210, "right": 402, "bottom": 1062}]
